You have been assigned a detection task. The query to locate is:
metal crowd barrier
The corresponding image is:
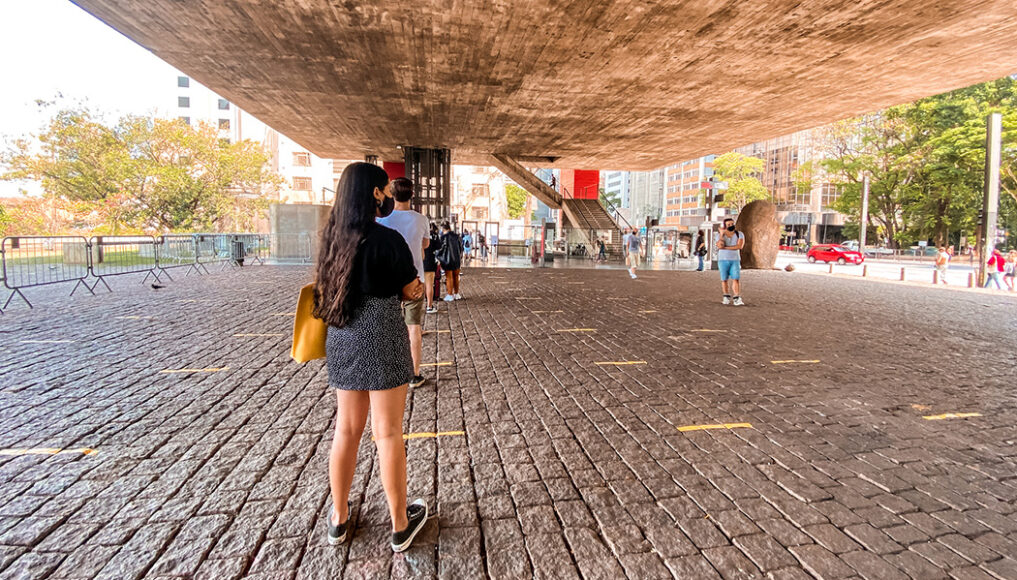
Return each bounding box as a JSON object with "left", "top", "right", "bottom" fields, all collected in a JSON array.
[
  {"left": 1, "top": 236, "right": 93, "bottom": 309},
  {"left": 89, "top": 236, "right": 161, "bottom": 291},
  {"left": 0, "top": 233, "right": 280, "bottom": 312}
]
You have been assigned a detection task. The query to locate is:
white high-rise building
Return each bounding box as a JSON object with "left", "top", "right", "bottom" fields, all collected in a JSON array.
[{"left": 172, "top": 74, "right": 353, "bottom": 204}]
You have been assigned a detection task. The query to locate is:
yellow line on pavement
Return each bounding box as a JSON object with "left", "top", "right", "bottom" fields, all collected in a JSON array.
[
  {"left": 678, "top": 423, "right": 752, "bottom": 433},
  {"left": 403, "top": 431, "right": 465, "bottom": 440},
  {"left": 594, "top": 361, "right": 646, "bottom": 366},
  {"left": 273, "top": 312, "right": 296, "bottom": 316},
  {"left": 558, "top": 328, "right": 596, "bottom": 332},
  {"left": 531, "top": 310, "right": 564, "bottom": 314},
  {"left": 923, "top": 412, "right": 982, "bottom": 421},
  {"left": 691, "top": 329, "right": 728, "bottom": 333},
  {"left": 639, "top": 310, "right": 658, "bottom": 313},
  {"left": 771, "top": 360, "right": 820, "bottom": 364},
  {"left": 0, "top": 447, "right": 96, "bottom": 457},
  {"left": 160, "top": 367, "right": 229, "bottom": 373},
  {"left": 232, "top": 333, "right": 284, "bottom": 337},
  {"left": 420, "top": 362, "right": 454, "bottom": 367}
]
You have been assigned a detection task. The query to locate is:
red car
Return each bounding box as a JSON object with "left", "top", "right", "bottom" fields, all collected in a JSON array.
[{"left": 807, "top": 244, "right": 865, "bottom": 265}]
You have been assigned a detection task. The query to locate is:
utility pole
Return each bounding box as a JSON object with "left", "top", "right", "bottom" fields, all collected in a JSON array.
[
  {"left": 978, "top": 113, "right": 1002, "bottom": 287},
  {"left": 859, "top": 175, "right": 869, "bottom": 253}
]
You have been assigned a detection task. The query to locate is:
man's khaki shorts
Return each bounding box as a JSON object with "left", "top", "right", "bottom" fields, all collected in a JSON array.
[
  {"left": 627, "top": 253, "right": 641, "bottom": 268},
  {"left": 402, "top": 296, "right": 425, "bottom": 326}
]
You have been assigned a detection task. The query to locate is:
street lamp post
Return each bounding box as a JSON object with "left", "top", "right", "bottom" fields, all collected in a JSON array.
[{"left": 978, "top": 113, "right": 1002, "bottom": 287}]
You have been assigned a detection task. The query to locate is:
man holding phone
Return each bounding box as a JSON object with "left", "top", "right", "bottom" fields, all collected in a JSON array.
[{"left": 715, "top": 217, "right": 745, "bottom": 306}]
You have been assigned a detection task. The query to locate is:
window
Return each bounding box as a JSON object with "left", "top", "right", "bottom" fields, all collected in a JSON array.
[
  {"left": 292, "top": 177, "right": 312, "bottom": 191},
  {"left": 178, "top": 116, "right": 190, "bottom": 125},
  {"left": 178, "top": 96, "right": 190, "bottom": 108},
  {"left": 177, "top": 76, "right": 189, "bottom": 88},
  {"left": 218, "top": 118, "right": 230, "bottom": 130},
  {"left": 293, "top": 152, "right": 311, "bottom": 167},
  {"left": 218, "top": 99, "right": 230, "bottom": 110}
]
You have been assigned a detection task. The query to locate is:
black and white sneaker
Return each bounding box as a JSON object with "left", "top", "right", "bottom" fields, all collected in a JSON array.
[
  {"left": 409, "top": 374, "right": 426, "bottom": 388},
  {"left": 327, "top": 502, "right": 351, "bottom": 545},
  {"left": 391, "top": 499, "right": 428, "bottom": 553},
  {"left": 425, "top": 306, "right": 438, "bottom": 314}
]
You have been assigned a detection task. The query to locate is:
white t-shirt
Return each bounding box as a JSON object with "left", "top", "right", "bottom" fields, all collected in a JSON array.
[
  {"left": 714, "top": 230, "right": 743, "bottom": 261},
  {"left": 377, "top": 209, "right": 429, "bottom": 283}
]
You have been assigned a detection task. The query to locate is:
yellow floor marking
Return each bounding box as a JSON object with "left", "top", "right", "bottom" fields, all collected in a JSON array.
[
  {"left": 273, "top": 312, "right": 296, "bottom": 316},
  {"left": 420, "top": 362, "right": 454, "bottom": 367},
  {"left": 19, "top": 340, "right": 76, "bottom": 344},
  {"left": 531, "top": 310, "right": 564, "bottom": 314},
  {"left": 0, "top": 447, "right": 96, "bottom": 457},
  {"left": 678, "top": 423, "right": 753, "bottom": 433},
  {"left": 594, "top": 361, "right": 647, "bottom": 366},
  {"left": 639, "top": 310, "right": 658, "bottom": 313},
  {"left": 691, "top": 329, "right": 728, "bottom": 333},
  {"left": 923, "top": 412, "right": 982, "bottom": 421},
  {"left": 160, "top": 367, "right": 229, "bottom": 373},
  {"left": 403, "top": 431, "right": 466, "bottom": 440},
  {"left": 771, "top": 360, "right": 820, "bottom": 364},
  {"left": 911, "top": 404, "right": 931, "bottom": 411},
  {"left": 233, "top": 333, "right": 284, "bottom": 337},
  {"left": 606, "top": 297, "right": 626, "bottom": 300},
  {"left": 558, "top": 328, "right": 596, "bottom": 332}
]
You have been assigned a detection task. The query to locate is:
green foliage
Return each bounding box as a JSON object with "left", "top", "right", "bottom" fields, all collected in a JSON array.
[
  {"left": 598, "top": 186, "right": 621, "bottom": 210},
  {"left": 819, "top": 76, "right": 1017, "bottom": 248},
  {"left": 504, "top": 183, "right": 528, "bottom": 219},
  {"left": 1, "top": 105, "right": 282, "bottom": 233},
  {"left": 712, "top": 152, "right": 769, "bottom": 211}
]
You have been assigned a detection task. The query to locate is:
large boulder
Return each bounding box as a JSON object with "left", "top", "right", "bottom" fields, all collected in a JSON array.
[{"left": 736, "top": 200, "right": 780, "bottom": 269}]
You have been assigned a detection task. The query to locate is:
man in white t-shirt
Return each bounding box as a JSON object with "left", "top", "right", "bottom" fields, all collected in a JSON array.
[{"left": 377, "top": 177, "right": 430, "bottom": 387}]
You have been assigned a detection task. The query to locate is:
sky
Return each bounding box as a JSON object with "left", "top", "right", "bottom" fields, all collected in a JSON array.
[{"left": 0, "top": 0, "right": 179, "bottom": 195}]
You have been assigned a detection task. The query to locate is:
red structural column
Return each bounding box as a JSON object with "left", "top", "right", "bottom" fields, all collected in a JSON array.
[
  {"left": 383, "top": 161, "right": 405, "bottom": 179},
  {"left": 559, "top": 169, "right": 599, "bottom": 199}
]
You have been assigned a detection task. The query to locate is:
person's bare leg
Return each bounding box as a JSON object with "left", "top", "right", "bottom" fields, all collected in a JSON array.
[
  {"left": 424, "top": 273, "right": 434, "bottom": 308},
  {"left": 721, "top": 280, "right": 729, "bottom": 295},
  {"left": 370, "top": 384, "right": 410, "bottom": 532},
  {"left": 408, "top": 324, "right": 422, "bottom": 375},
  {"left": 731, "top": 279, "right": 741, "bottom": 296},
  {"left": 329, "top": 390, "right": 370, "bottom": 525}
]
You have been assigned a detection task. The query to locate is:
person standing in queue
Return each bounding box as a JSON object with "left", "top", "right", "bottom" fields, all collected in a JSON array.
[
  {"left": 715, "top": 217, "right": 745, "bottom": 305},
  {"left": 423, "top": 223, "right": 440, "bottom": 313},
  {"left": 377, "top": 177, "right": 430, "bottom": 388},
  {"left": 313, "top": 162, "right": 428, "bottom": 553},
  {"left": 439, "top": 222, "right": 463, "bottom": 301}
]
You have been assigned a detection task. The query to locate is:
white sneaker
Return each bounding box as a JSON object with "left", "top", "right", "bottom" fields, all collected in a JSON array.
[
  {"left": 732, "top": 297, "right": 744, "bottom": 306},
  {"left": 629, "top": 272, "right": 637, "bottom": 279},
  {"left": 443, "top": 295, "right": 455, "bottom": 302},
  {"left": 722, "top": 296, "right": 731, "bottom": 305},
  {"left": 426, "top": 306, "right": 438, "bottom": 314},
  {"left": 454, "top": 293, "right": 463, "bottom": 300}
]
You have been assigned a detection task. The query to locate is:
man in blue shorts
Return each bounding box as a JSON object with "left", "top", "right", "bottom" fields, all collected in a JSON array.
[{"left": 714, "top": 217, "right": 745, "bottom": 306}]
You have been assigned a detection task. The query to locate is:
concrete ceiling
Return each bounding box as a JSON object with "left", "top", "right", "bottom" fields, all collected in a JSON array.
[{"left": 72, "top": 0, "right": 1017, "bottom": 170}]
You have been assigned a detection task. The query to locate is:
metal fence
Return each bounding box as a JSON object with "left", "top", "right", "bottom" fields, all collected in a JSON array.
[{"left": 0, "top": 233, "right": 286, "bottom": 312}]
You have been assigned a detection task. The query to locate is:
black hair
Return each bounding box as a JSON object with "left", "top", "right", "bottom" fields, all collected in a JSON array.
[{"left": 391, "top": 177, "right": 413, "bottom": 202}]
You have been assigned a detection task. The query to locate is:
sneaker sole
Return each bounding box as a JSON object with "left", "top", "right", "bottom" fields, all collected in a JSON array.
[
  {"left": 391, "top": 505, "right": 429, "bottom": 553},
  {"left": 409, "top": 379, "right": 425, "bottom": 387},
  {"left": 327, "top": 531, "right": 347, "bottom": 545}
]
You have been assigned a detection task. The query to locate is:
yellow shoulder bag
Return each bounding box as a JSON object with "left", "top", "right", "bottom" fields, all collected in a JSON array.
[{"left": 291, "top": 283, "right": 327, "bottom": 363}]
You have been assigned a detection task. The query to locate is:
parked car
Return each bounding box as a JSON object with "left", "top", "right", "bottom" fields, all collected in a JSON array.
[{"left": 807, "top": 244, "right": 865, "bottom": 265}]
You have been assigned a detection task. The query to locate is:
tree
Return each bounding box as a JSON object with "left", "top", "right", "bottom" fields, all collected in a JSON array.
[
  {"left": 504, "top": 183, "right": 528, "bottom": 219},
  {"left": 1, "top": 105, "right": 282, "bottom": 233},
  {"left": 711, "top": 152, "right": 768, "bottom": 212},
  {"left": 598, "top": 186, "right": 621, "bottom": 210}
]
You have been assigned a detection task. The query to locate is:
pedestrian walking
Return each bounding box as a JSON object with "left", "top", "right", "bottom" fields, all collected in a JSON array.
[
  {"left": 478, "top": 232, "right": 488, "bottom": 261},
  {"left": 1004, "top": 250, "right": 1017, "bottom": 292},
  {"left": 462, "top": 230, "right": 473, "bottom": 263},
  {"left": 597, "top": 237, "right": 607, "bottom": 262},
  {"left": 695, "top": 231, "right": 707, "bottom": 271},
  {"left": 490, "top": 233, "right": 499, "bottom": 260},
  {"left": 312, "top": 162, "right": 428, "bottom": 553},
  {"left": 377, "top": 177, "right": 430, "bottom": 388},
  {"left": 423, "top": 223, "right": 440, "bottom": 313},
  {"left": 935, "top": 245, "right": 950, "bottom": 285},
  {"left": 715, "top": 217, "right": 745, "bottom": 305},
  {"left": 624, "top": 227, "right": 642, "bottom": 279},
  {"left": 984, "top": 248, "right": 1005, "bottom": 290},
  {"left": 438, "top": 223, "right": 463, "bottom": 301}
]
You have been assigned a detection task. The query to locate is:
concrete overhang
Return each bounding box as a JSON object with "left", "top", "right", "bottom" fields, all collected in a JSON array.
[{"left": 72, "top": 0, "right": 1017, "bottom": 170}]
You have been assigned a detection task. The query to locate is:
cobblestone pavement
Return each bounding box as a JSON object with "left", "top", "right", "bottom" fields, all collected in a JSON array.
[{"left": 1, "top": 265, "right": 1016, "bottom": 579}]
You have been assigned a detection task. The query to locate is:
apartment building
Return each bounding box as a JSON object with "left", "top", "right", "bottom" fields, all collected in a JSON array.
[{"left": 663, "top": 155, "right": 715, "bottom": 227}]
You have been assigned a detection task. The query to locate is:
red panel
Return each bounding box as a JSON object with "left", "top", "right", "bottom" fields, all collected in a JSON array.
[
  {"left": 383, "top": 161, "right": 405, "bottom": 179},
  {"left": 572, "top": 170, "right": 599, "bottom": 199}
]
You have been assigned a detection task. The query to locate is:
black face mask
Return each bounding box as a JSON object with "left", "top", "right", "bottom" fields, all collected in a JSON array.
[
  {"left": 377, "top": 195, "right": 394, "bottom": 218},
  {"left": 726, "top": 225, "right": 736, "bottom": 232}
]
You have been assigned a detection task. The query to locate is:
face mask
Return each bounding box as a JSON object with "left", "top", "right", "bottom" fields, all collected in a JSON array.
[
  {"left": 377, "top": 194, "right": 394, "bottom": 218},
  {"left": 726, "top": 225, "right": 736, "bottom": 232}
]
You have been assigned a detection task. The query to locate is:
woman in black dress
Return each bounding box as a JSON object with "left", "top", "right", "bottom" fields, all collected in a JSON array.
[{"left": 313, "top": 162, "right": 428, "bottom": 552}]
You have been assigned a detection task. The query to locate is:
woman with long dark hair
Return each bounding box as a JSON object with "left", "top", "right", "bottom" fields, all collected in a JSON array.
[{"left": 313, "top": 162, "right": 428, "bottom": 552}]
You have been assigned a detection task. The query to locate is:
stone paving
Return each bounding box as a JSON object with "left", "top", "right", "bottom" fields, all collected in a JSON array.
[{"left": 1, "top": 264, "right": 1016, "bottom": 579}]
